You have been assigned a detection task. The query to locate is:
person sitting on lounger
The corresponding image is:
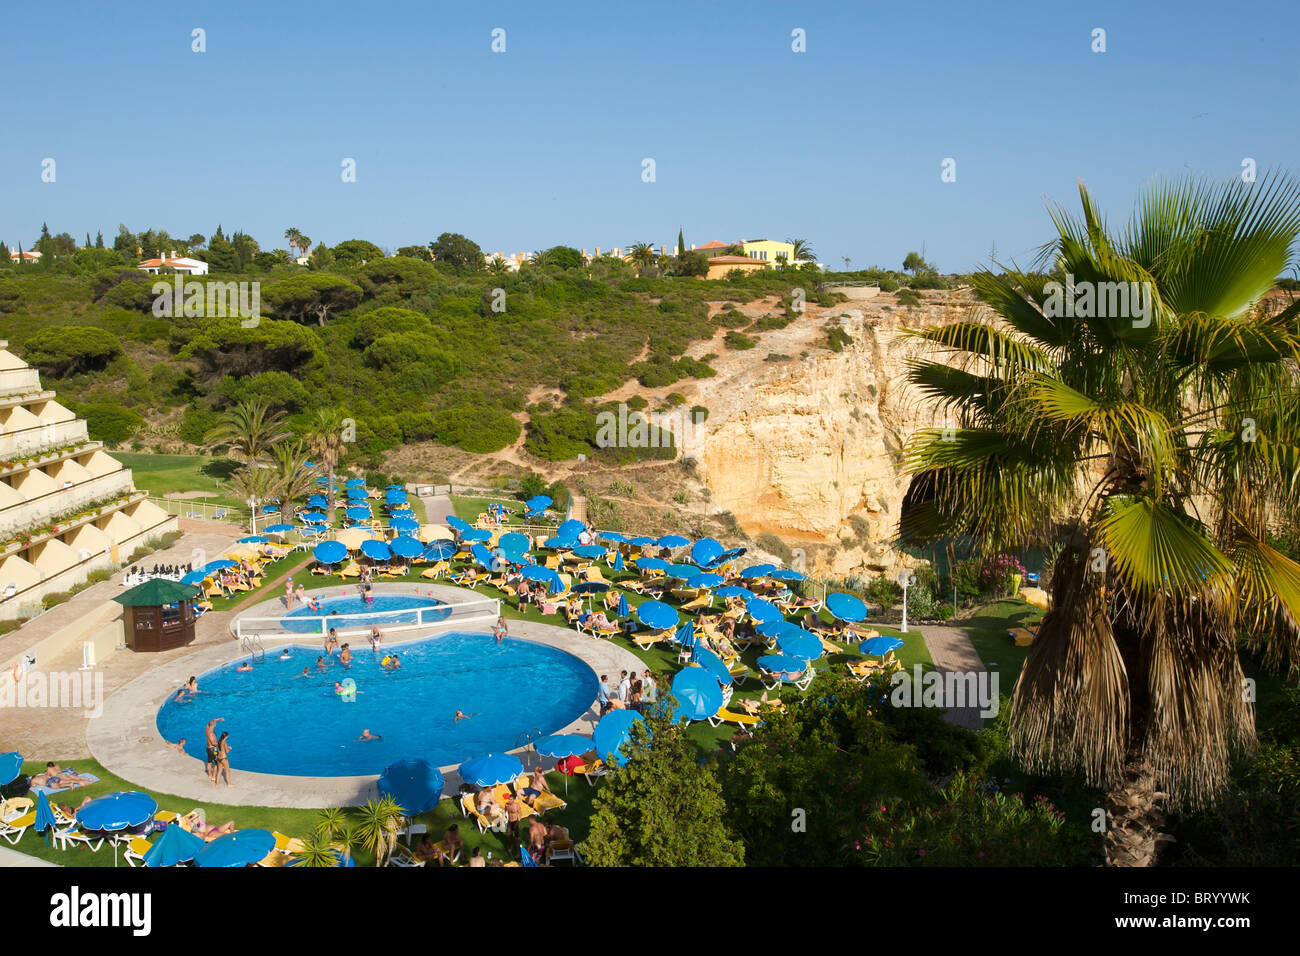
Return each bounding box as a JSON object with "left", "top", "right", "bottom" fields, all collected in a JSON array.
[
  {"left": 442, "top": 824, "right": 465, "bottom": 861},
  {"left": 182, "top": 812, "right": 236, "bottom": 841},
  {"left": 521, "top": 768, "right": 551, "bottom": 801},
  {"left": 588, "top": 610, "right": 612, "bottom": 630},
  {"left": 475, "top": 787, "right": 496, "bottom": 816}
]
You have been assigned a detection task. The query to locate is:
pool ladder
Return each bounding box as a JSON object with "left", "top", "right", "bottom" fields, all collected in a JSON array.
[
  {"left": 241, "top": 633, "right": 266, "bottom": 662},
  {"left": 515, "top": 727, "right": 542, "bottom": 750}
]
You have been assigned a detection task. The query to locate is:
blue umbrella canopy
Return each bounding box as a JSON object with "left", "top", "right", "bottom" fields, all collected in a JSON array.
[
  {"left": 617, "top": 593, "right": 630, "bottom": 617},
  {"left": 669, "top": 668, "right": 724, "bottom": 722},
  {"left": 827, "top": 592, "right": 868, "bottom": 622},
  {"left": 346, "top": 488, "right": 369, "bottom": 500},
  {"left": 629, "top": 536, "right": 657, "bottom": 547},
  {"left": 598, "top": 531, "right": 628, "bottom": 543},
  {"left": 0, "top": 751, "right": 23, "bottom": 786},
  {"left": 194, "top": 829, "right": 277, "bottom": 868},
  {"left": 657, "top": 535, "right": 690, "bottom": 549},
  {"left": 76, "top": 791, "right": 158, "bottom": 832},
  {"left": 707, "top": 546, "right": 747, "bottom": 568},
  {"left": 691, "top": 537, "right": 724, "bottom": 567},
  {"left": 758, "top": 655, "right": 808, "bottom": 679},
  {"left": 498, "top": 532, "right": 530, "bottom": 555},
  {"left": 446, "top": 515, "right": 472, "bottom": 532},
  {"left": 388, "top": 536, "right": 423, "bottom": 559},
  {"left": 181, "top": 570, "right": 208, "bottom": 586},
  {"left": 557, "top": 519, "right": 587, "bottom": 539},
  {"left": 715, "top": 585, "right": 754, "bottom": 600},
  {"left": 524, "top": 495, "right": 552, "bottom": 511},
  {"left": 423, "top": 540, "right": 457, "bottom": 561},
  {"left": 385, "top": 484, "right": 405, "bottom": 492},
  {"left": 345, "top": 506, "right": 372, "bottom": 521},
  {"left": 238, "top": 536, "right": 268, "bottom": 544},
  {"left": 542, "top": 535, "right": 575, "bottom": 550},
  {"left": 460, "top": 528, "right": 491, "bottom": 543},
  {"left": 315, "top": 475, "right": 331, "bottom": 484},
  {"left": 776, "top": 631, "right": 823, "bottom": 660},
  {"left": 635, "top": 556, "right": 669, "bottom": 572},
  {"left": 535, "top": 734, "right": 593, "bottom": 759},
  {"left": 360, "top": 539, "right": 392, "bottom": 561},
  {"left": 636, "top": 600, "right": 679, "bottom": 630},
  {"left": 459, "top": 752, "right": 524, "bottom": 787},
  {"left": 301, "top": 512, "right": 328, "bottom": 525},
  {"left": 520, "top": 564, "right": 556, "bottom": 582},
  {"left": 860, "top": 635, "right": 905, "bottom": 657},
  {"left": 741, "top": 563, "right": 777, "bottom": 579},
  {"left": 388, "top": 507, "right": 416, "bottom": 518},
  {"left": 665, "top": 564, "right": 700, "bottom": 579},
  {"left": 572, "top": 581, "right": 609, "bottom": 595},
  {"left": 265, "top": 523, "right": 296, "bottom": 534},
  {"left": 378, "top": 759, "right": 446, "bottom": 815},
  {"left": 771, "top": 568, "right": 806, "bottom": 581},
  {"left": 593, "top": 711, "right": 648, "bottom": 767},
  {"left": 313, "top": 540, "right": 348, "bottom": 564},
  {"left": 674, "top": 621, "right": 696, "bottom": 648},
  {"left": 345, "top": 478, "right": 367, "bottom": 487},
  {"left": 612, "top": 552, "right": 625, "bottom": 571},
  {"left": 756, "top": 619, "right": 804, "bottom": 640},
  {"left": 260, "top": 504, "right": 280, "bottom": 514},
  {"left": 471, "top": 544, "right": 495, "bottom": 568},
  {"left": 202, "top": 559, "right": 237, "bottom": 573},
  {"left": 308, "top": 495, "right": 329, "bottom": 508},
  {"left": 390, "top": 517, "right": 419, "bottom": 532},
  {"left": 573, "top": 544, "right": 606, "bottom": 558},
  {"left": 691, "top": 646, "right": 734, "bottom": 686},
  {"left": 142, "top": 823, "right": 205, "bottom": 867},
  {"left": 745, "top": 597, "right": 783, "bottom": 623},
  {"left": 685, "top": 572, "right": 724, "bottom": 589}
]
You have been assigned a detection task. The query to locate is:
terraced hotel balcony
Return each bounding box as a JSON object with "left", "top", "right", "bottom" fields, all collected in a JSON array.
[{"left": 0, "top": 467, "right": 137, "bottom": 538}]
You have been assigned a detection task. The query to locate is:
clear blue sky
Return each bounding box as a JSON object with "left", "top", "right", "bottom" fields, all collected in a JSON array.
[{"left": 2, "top": 0, "right": 1296, "bottom": 273}]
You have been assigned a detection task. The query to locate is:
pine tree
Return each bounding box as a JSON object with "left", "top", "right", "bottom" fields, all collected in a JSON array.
[
  {"left": 95, "top": 231, "right": 104, "bottom": 249},
  {"left": 677, "top": 227, "right": 685, "bottom": 258},
  {"left": 84, "top": 233, "right": 91, "bottom": 250}
]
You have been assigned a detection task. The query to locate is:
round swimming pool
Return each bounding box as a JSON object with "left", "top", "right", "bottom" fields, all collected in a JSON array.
[
  {"left": 280, "top": 593, "right": 450, "bottom": 633},
  {"left": 156, "top": 632, "right": 598, "bottom": 776}
]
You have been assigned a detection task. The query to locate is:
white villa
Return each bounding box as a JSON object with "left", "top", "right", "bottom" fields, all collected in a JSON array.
[
  {"left": 0, "top": 341, "right": 176, "bottom": 621},
  {"left": 137, "top": 252, "right": 209, "bottom": 276}
]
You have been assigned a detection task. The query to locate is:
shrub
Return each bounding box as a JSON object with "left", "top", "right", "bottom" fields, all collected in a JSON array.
[
  {"left": 724, "top": 331, "right": 756, "bottom": 350},
  {"left": 827, "top": 327, "right": 854, "bottom": 352},
  {"left": 80, "top": 403, "right": 143, "bottom": 445},
  {"left": 21, "top": 326, "right": 123, "bottom": 375}
]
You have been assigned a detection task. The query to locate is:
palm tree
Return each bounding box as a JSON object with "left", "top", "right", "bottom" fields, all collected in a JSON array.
[
  {"left": 787, "top": 238, "right": 816, "bottom": 263},
  {"left": 354, "top": 797, "right": 404, "bottom": 867},
  {"left": 297, "top": 234, "right": 312, "bottom": 260},
  {"left": 202, "top": 398, "right": 293, "bottom": 465},
  {"left": 900, "top": 175, "right": 1300, "bottom": 866},
  {"left": 284, "top": 227, "right": 301, "bottom": 260},
  {"left": 268, "top": 439, "right": 319, "bottom": 523},
  {"left": 292, "top": 833, "right": 341, "bottom": 867},
  {"left": 487, "top": 256, "right": 510, "bottom": 277},
  {"left": 307, "top": 406, "right": 349, "bottom": 516},
  {"left": 626, "top": 242, "right": 656, "bottom": 272}
]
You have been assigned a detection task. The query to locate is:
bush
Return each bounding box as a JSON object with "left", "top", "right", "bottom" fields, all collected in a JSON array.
[
  {"left": 80, "top": 403, "right": 143, "bottom": 445},
  {"left": 724, "top": 331, "right": 756, "bottom": 350},
  {"left": 827, "top": 327, "right": 854, "bottom": 352},
  {"left": 864, "top": 574, "right": 902, "bottom": 611},
  {"left": 21, "top": 326, "right": 122, "bottom": 375}
]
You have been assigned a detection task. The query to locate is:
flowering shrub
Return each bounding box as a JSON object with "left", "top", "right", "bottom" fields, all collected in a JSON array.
[{"left": 980, "top": 553, "right": 1026, "bottom": 595}]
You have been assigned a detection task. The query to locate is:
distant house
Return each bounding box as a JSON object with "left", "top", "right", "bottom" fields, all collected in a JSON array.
[
  {"left": 7, "top": 250, "right": 41, "bottom": 262},
  {"left": 705, "top": 255, "right": 768, "bottom": 280},
  {"left": 695, "top": 240, "right": 731, "bottom": 255},
  {"left": 741, "top": 239, "right": 798, "bottom": 264},
  {"left": 137, "top": 251, "right": 209, "bottom": 276}
]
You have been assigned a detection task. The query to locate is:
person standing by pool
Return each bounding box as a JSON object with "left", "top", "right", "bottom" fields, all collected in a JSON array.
[
  {"left": 214, "top": 731, "right": 233, "bottom": 788},
  {"left": 340, "top": 643, "right": 352, "bottom": 665},
  {"left": 597, "top": 675, "right": 611, "bottom": 715},
  {"left": 493, "top": 615, "right": 508, "bottom": 643},
  {"left": 204, "top": 717, "right": 224, "bottom": 782},
  {"left": 369, "top": 625, "right": 383, "bottom": 652},
  {"left": 617, "top": 670, "right": 630, "bottom": 704},
  {"left": 642, "top": 670, "right": 657, "bottom": 708},
  {"left": 284, "top": 577, "right": 295, "bottom": 609}
]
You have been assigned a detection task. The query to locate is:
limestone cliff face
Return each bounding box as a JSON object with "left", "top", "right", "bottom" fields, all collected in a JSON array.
[{"left": 688, "top": 290, "right": 975, "bottom": 577}]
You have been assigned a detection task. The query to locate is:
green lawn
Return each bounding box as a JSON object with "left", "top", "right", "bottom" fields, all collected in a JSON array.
[
  {"left": 115, "top": 453, "right": 244, "bottom": 509},
  {"left": 959, "top": 598, "right": 1046, "bottom": 684},
  {"left": 5, "top": 756, "right": 598, "bottom": 867}
]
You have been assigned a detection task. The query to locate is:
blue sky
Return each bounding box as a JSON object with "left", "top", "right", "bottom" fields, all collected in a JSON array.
[{"left": 2, "top": 0, "right": 1296, "bottom": 272}]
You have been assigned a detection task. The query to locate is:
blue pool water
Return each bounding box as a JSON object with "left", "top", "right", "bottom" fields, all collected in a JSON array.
[
  {"left": 280, "top": 594, "right": 450, "bottom": 633},
  {"left": 156, "top": 632, "right": 598, "bottom": 776}
]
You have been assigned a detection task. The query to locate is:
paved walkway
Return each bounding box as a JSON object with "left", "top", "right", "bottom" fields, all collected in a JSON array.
[
  {"left": 915, "top": 624, "right": 989, "bottom": 730},
  {"left": 0, "top": 845, "right": 58, "bottom": 867},
  {"left": 419, "top": 494, "right": 455, "bottom": 525}
]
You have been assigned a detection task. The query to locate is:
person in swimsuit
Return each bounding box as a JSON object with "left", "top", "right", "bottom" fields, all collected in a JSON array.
[
  {"left": 521, "top": 767, "right": 550, "bottom": 801},
  {"left": 339, "top": 644, "right": 352, "bottom": 665},
  {"left": 356, "top": 728, "right": 381, "bottom": 741},
  {"left": 236, "top": 660, "right": 253, "bottom": 672},
  {"left": 214, "top": 731, "right": 233, "bottom": 787},
  {"left": 33, "top": 763, "right": 94, "bottom": 790},
  {"left": 204, "top": 717, "right": 224, "bottom": 782},
  {"left": 284, "top": 577, "right": 295, "bottom": 609},
  {"left": 167, "top": 737, "right": 187, "bottom": 756},
  {"left": 454, "top": 710, "right": 473, "bottom": 722},
  {"left": 493, "top": 616, "right": 508, "bottom": 643}
]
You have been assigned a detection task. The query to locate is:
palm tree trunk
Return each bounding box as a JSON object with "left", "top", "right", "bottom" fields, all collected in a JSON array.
[{"left": 1102, "top": 753, "right": 1171, "bottom": 866}]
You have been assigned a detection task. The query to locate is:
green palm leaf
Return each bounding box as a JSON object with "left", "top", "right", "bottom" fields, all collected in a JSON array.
[{"left": 1098, "top": 495, "right": 1233, "bottom": 594}]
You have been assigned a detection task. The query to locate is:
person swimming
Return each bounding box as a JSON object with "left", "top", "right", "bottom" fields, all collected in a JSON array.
[
  {"left": 454, "top": 710, "right": 474, "bottom": 722},
  {"left": 236, "top": 660, "right": 253, "bottom": 672},
  {"left": 315, "top": 656, "right": 329, "bottom": 670},
  {"left": 356, "top": 728, "right": 382, "bottom": 741},
  {"left": 278, "top": 649, "right": 291, "bottom": 660}
]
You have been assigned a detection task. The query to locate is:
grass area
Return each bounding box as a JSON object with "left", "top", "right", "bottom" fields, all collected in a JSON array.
[
  {"left": 959, "top": 598, "right": 1046, "bottom": 685},
  {"left": 115, "top": 453, "right": 244, "bottom": 509},
  {"left": 6, "top": 756, "right": 597, "bottom": 867}
]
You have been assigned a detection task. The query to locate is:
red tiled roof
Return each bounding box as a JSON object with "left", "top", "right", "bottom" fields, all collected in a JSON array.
[{"left": 697, "top": 240, "right": 730, "bottom": 250}]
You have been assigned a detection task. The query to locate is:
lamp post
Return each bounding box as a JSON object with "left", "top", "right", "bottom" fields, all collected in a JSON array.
[
  {"left": 245, "top": 495, "right": 259, "bottom": 536},
  {"left": 898, "top": 570, "right": 917, "bottom": 633}
]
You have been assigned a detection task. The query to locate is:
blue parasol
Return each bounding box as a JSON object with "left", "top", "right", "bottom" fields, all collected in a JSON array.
[
  {"left": 656, "top": 535, "right": 689, "bottom": 549},
  {"left": 313, "top": 540, "right": 348, "bottom": 565},
  {"left": 572, "top": 581, "right": 609, "bottom": 595},
  {"left": 691, "top": 646, "right": 734, "bottom": 686},
  {"left": 757, "top": 619, "right": 803, "bottom": 640},
  {"left": 458, "top": 753, "right": 524, "bottom": 787},
  {"left": 498, "top": 532, "right": 530, "bottom": 554},
  {"left": 202, "top": 559, "right": 237, "bottom": 573},
  {"left": 707, "top": 547, "right": 747, "bottom": 568},
  {"left": 194, "top": 829, "right": 277, "bottom": 868},
  {"left": 447, "top": 515, "right": 472, "bottom": 533},
  {"left": 390, "top": 517, "right": 419, "bottom": 532},
  {"left": 635, "top": 556, "right": 669, "bottom": 572},
  {"left": 685, "top": 572, "right": 724, "bottom": 589},
  {"left": 265, "top": 523, "right": 296, "bottom": 534},
  {"left": 674, "top": 621, "right": 696, "bottom": 648},
  {"left": 423, "top": 540, "right": 457, "bottom": 561},
  {"left": 776, "top": 630, "right": 823, "bottom": 660},
  {"left": 76, "top": 791, "right": 157, "bottom": 835},
  {"left": 745, "top": 597, "right": 783, "bottom": 623},
  {"left": 691, "top": 537, "right": 724, "bottom": 567},
  {"left": 378, "top": 759, "right": 446, "bottom": 815},
  {"left": 237, "top": 536, "right": 268, "bottom": 544},
  {"left": 612, "top": 551, "right": 625, "bottom": 571},
  {"left": 629, "top": 536, "right": 656, "bottom": 547},
  {"left": 181, "top": 570, "right": 208, "bottom": 586},
  {"left": 471, "top": 544, "right": 495, "bottom": 568},
  {"left": 34, "top": 791, "right": 57, "bottom": 845},
  {"left": 308, "top": 495, "right": 328, "bottom": 508},
  {"left": 535, "top": 734, "right": 592, "bottom": 759},
  {"left": 593, "top": 711, "right": 648, "bottom": 767},
  {"left": 346, "top": 488, "right": 369, "bottom": 500},
  {"left": 573, "top": 544, "right": 606, "bottom": 558},
  {"left": 360, "top": 539, "right": 392, "bottom": 561},
  {"left": 598, "top": 531, "right": 627, "bottom": 543},
  {"left": 636, "top": 600, "right": 679, "bottom": 630},
  {"left": 557, "top": 519, "right": 587, "bottom": 539},
  {"left": 669, "top": 668, "right": 724, "bottom": 722},
  {"left": 771, "top": 568, "right": 806, "bottom": 581},
  {"left": 345, "top": 478, "right": 366, "bottom": 487},
  {"left": 827, "top": 592, "right": 868, "bottom": 622},
  {"left": 345, "top": 506, "right": 372, "bottom": 521},
  {"left": 715, "top": 585, "right": 754, "bottom": 599},
  {"left": 665, "top": 564, "right": 700, "bottom": 579},
  {"left": 543, "top": 535, "right": 576, "bottom": 550},
  {"left": 460, "top": 528, "right": 491, "bottom": 543},
  {"left": 617, "top": 593, "right": 630, "bottom": 617},
  {"left": 524, "top": 495, "right": 552, "bottom": 512},
  {"left": 741, "top": 563, "right": 777, "bottom": 579},
  {"left": 758, "top": 655, "right": 808, "bottom": 680},
  {"left": 142, "top": 823, "right": 205, "bottom": 867},
  {"left": 389, "top": 536, "right": 423, "bottom": 559},
  {"left": 860, "top": 635, "right": 905, "bottom": 657}
]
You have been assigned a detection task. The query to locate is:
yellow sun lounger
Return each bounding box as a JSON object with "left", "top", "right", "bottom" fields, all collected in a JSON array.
[
  {"left": 1009, "top": 626, "right": 1039, "bottom": 647},
  {"left": 708, "top": 706, "right": 761, "bottom": 729},
  {"left": 631, "top": 628, "right": 671, "bottom": 650}
]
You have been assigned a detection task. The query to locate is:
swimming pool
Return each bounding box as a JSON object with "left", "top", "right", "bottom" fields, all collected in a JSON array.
[
  {"left": 156, "top": 632, "right": 598, "bottom": 776},
  {"left": 280, "top": 593, "right": 450, "bottom": 633}
]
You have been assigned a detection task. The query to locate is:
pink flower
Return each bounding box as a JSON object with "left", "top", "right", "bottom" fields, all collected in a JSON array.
[{"left": 918, "top": 849, "right": 926, "bottom": 857}]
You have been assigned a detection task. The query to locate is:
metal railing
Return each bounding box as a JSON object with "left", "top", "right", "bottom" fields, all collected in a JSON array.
[{"left": 234, "top": 594, "right": 501, "bottom": 641}]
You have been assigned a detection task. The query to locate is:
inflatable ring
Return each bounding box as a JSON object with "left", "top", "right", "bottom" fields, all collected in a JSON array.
[{"left": 337, "top": 678, "right": 357, "bottom": 700}]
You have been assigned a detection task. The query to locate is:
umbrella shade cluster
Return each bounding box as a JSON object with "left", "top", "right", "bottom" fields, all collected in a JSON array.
[
  {"left": 378, "top": 759, "right": 445, "bottom": 815},
  {"left": 459, "top": 753, "right": 523, "bottom": 787}
]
